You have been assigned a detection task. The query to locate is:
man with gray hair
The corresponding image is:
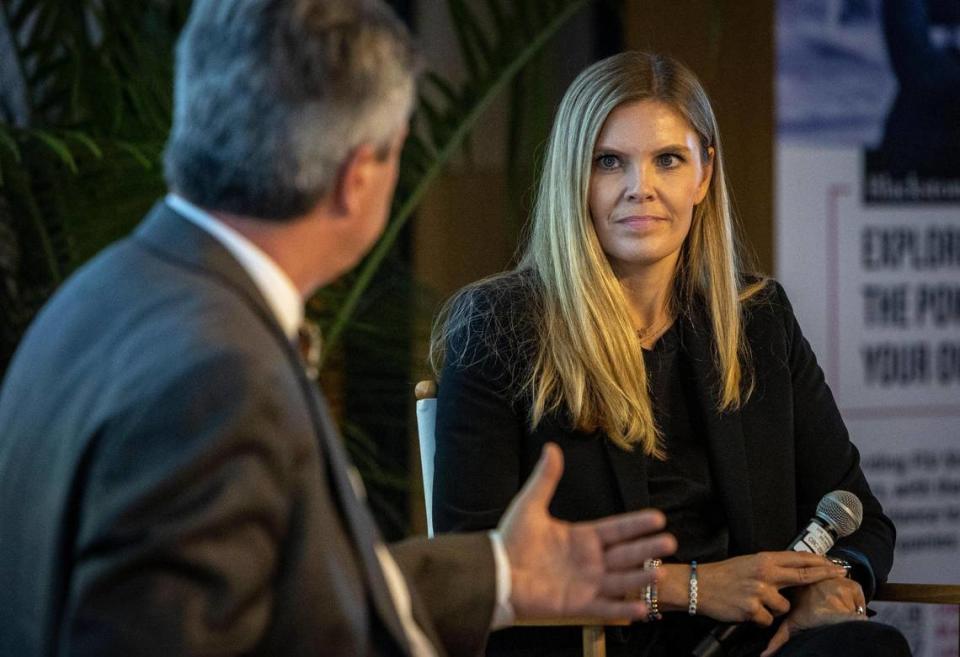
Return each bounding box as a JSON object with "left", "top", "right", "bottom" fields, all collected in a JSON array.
[{"left": 0, "top": 1, "right": 675, "bottom": 656}]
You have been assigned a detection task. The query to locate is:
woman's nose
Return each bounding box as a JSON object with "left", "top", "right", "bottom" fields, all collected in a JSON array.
[{"left": 625, "top": 165, "right": 654, "bottom": 202}]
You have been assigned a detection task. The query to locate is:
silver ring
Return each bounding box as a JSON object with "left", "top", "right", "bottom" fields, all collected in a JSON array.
[{"left": 856, "top": 605, "right": 865, "bottom": 615}]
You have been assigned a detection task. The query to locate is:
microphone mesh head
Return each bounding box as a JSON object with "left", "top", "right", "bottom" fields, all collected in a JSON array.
[{"left": 817, "top": 491, "right": 863, "bottom": 537}]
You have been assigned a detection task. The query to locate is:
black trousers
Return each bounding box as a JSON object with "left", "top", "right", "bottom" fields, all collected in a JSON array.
[
  {"left": 624, "top": 616, "right": 912, "bottom": 657},
  {"left": 715, "top": 620, "right": 912, "bottom": 657},
  {"left": 484, "top": 617, "right": 912, "bottom": 657},
  {"left": 751, "top": 621, "right": 911, "bottom": 657}
]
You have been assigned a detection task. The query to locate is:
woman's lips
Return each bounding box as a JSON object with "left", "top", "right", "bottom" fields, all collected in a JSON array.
[{"left": 615, "top": 214, "right": 667, "bottom": 226}]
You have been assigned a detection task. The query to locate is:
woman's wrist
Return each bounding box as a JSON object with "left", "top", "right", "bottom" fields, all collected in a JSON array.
[{"left": 654, "top": 563, "right": 695, "bottom": 612}]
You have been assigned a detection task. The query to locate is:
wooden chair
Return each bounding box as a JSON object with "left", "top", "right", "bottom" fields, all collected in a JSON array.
[
  {"left": 414, "top": 380, "right": 960, "bottom": 656},
  {"left": 874, "top": 583, "right": 960, "bottom": 605}
]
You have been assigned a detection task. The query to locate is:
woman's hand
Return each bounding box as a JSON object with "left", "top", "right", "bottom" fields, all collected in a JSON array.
[
  {"left": 759, "top": 577, "right": 866, "bottom": 656},
  {"left": 693, "top": 552, "right": 848, "bottom": 625}
]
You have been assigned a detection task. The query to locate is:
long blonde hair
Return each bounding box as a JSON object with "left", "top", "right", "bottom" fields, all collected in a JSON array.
[{"left": 432, "top": 52, "right": 764, "bottom": 456}]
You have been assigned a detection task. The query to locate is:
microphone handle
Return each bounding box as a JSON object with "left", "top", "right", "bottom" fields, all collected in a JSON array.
[
  {"left": 690, "top": 623, "right": 738, "bottom": 657},
  {"left": 690, "top": 623, "right": 740, "bottom": 657}
]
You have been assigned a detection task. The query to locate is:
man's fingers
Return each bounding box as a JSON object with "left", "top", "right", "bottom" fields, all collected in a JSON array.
[
  {"left": 603, "top": 534, "right": 677, "bottom": 570},
  {"left": 516, "top": 443, "right": 564, "bottom": 510},
  {"left": 593, "top": 509, "right": 667, "bottom": 545},
  {"left": 760, "top": 622, "right": 792, "bottom": 657}
]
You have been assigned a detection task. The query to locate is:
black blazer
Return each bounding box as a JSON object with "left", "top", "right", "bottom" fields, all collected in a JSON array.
[
  {"left": 433, "top": 272, "right": 895, "bottom": 654},
  {"left": 0, "top": 203, "right": 495, "bottom": 657}
]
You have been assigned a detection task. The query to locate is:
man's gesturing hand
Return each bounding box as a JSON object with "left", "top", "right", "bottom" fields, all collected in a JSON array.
[{"left": 498, "top": 443, "right": 676, "bottom": 621}]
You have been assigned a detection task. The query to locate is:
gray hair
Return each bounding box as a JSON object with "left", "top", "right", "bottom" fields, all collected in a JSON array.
[{"left": 164, "top": 0, "right": 419, "bottom": 220}]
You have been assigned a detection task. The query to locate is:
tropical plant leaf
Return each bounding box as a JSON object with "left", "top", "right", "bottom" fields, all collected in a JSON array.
[
  {"left": 117, "top": 141, "right": 154, "bottom": 170},
  {"left": 0, "top": 0, "right": 184, "bottom": 347},
  {"left": 422, "top": 72, "right": 462, "bottom": 110},
  {"left": 63, "top": 130, "right": 103, "bottom": 160},
  {"left": 7, "top": 0, "right": 179, "bottom": 138},
  {"left": 27, "top": 129, "right": 77, "bottom": 173},
  {"left": 482, "top": 0, "right": 509, "bottom": 35},
  {"left": 0, "top": 129, "right": 21, "bottom": 164},
  {"left": 447, "top": 0, "right": 494, "bottom": 77}
]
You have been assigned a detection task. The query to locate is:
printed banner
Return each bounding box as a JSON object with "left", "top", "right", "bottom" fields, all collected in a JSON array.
[{"left": 776, "top": 1, "right": 960, "bottom": 655}]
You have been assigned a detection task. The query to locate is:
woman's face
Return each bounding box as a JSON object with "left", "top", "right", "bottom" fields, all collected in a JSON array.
[{"left": 588, "top": 99, "right": 713, "bottom": 278}]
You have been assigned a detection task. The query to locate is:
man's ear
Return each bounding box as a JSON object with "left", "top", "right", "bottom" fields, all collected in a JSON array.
[{"left": 332, "top": 143, "right": 378, "bottom": 217}]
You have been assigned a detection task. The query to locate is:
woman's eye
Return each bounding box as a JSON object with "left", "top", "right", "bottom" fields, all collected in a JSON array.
[
  {"left": 656, "top": 153, "right": 682, "bottom": 168},
  {"left": 596, "top": 154, "right": 620, "bottom": 169}
]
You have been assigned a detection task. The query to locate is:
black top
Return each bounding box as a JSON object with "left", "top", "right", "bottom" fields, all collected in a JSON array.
[{"left": 643, "top": 322, "right": 729, "bottom": 565}]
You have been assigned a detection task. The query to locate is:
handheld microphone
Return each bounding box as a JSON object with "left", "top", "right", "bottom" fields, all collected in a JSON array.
[{"left": 690, "top": 491, "right": 863, "bottom": 657}]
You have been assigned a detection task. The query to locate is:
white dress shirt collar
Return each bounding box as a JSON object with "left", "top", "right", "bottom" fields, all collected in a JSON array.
[{"left": 166, "top": 194, "right": 303, "bottom": 340}]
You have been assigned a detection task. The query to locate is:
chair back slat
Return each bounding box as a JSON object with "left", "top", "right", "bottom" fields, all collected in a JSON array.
[{"left": 415, "top": 382, "right": 438, "bottom": 538}]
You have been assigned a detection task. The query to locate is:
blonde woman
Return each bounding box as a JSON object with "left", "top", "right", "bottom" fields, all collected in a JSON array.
[{"left": 430, "top": 52, "right": 908, "bottom": 657}]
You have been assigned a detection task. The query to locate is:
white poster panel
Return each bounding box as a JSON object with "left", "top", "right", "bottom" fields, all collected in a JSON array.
[{"left": 776, "top": 2, "right": 960, "bottom": 655}]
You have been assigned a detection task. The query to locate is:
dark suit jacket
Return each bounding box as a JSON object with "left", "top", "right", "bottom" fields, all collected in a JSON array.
[
  {"left": 433, "top": 272, "right": 895, "bottom": 655},
  {"left": 0, "top": 203, "right": 495, "bottom": 657}
]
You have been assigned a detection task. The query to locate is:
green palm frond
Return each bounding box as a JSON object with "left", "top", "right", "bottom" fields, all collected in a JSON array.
[
  {"left": 2, "top": 125, "right": 165, "bottom": 268},
  {"left": 319, "top": 0, "right": 593, "bottom": 362},
  {"left": 0, "top": 0, "right": 181, "bottom": 337},
  {"left": 4, "top": 0, "right": 184, "bottom": 136}
]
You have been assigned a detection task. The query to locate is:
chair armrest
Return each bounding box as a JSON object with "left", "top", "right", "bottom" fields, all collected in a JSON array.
[
  {"left": 874, "top": 583, "right": 960, "bottom": 604},
  {"left": 513, "top": 619, "right": 631, "bottom": 657},
  {"left": 514, "top": 617, "right": 631, "bottom": 627}
]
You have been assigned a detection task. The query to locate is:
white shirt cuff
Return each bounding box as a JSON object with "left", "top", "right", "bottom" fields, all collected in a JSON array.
[{"left": 488, "top": 530, "right": 515, "bottom": 629}]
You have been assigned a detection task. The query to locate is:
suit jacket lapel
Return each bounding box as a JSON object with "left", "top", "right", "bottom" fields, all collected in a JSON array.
[
  {"left": 680, "top": 312, "right": 755, "bottom": 555},
  {"left": 302, "top": 387, "right": 417, "bottom": 656},
  {"left": 135, "top": 202, "right": 415, "bottom": 655}
]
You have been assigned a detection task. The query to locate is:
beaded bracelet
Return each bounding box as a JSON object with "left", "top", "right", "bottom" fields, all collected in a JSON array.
[
  {"left": 643, "top": 558, "right": 663, "bottom": 621},
  {"left": 688, "top": 560, "right": 699, "bottom": 616}
]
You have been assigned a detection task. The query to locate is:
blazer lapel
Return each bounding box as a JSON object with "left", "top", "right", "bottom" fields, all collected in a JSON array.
[
  {"left": 136, "top": 202, "right": 415, "bottom": 655},
  {"left": 603, "top": 438, "right": 651, "bottom": 513},
  {"left": 681, "top": 313, "right": 756, "bottom": 555}
]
